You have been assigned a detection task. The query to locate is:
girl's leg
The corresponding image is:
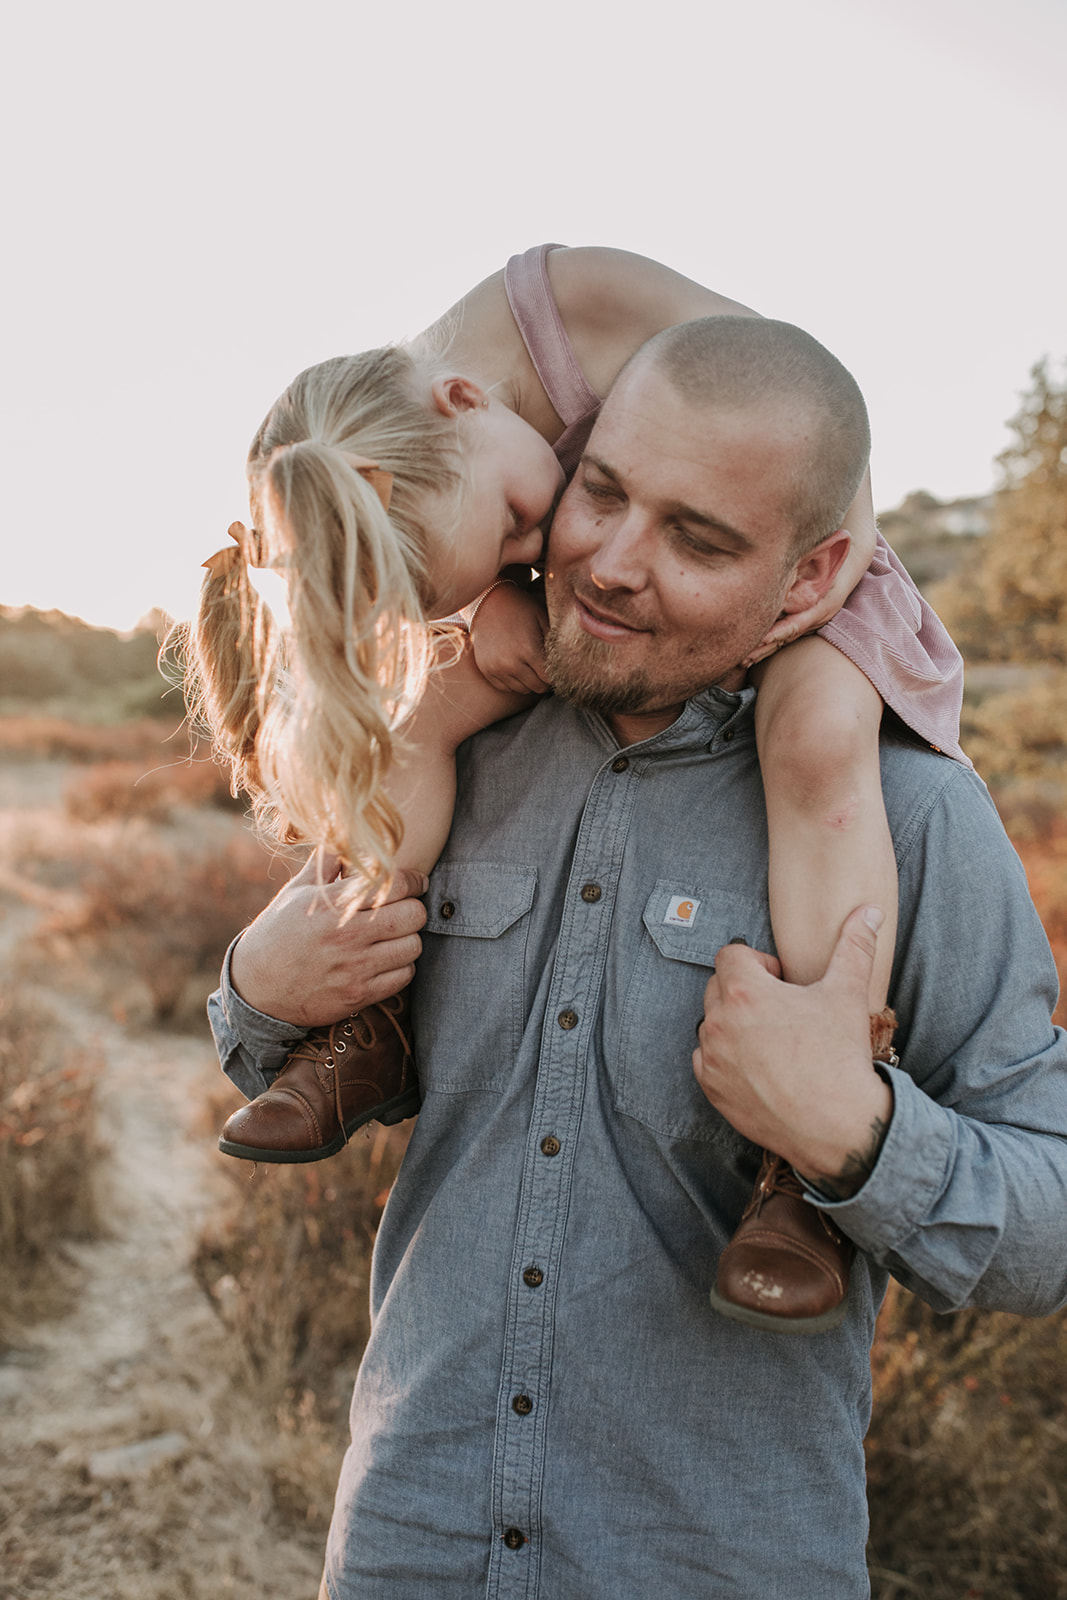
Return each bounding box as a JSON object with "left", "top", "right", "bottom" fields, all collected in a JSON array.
[
  {"left": 753, "top": 636, "right": 897, "bottom": 1010},
  {"left": 710, "top": 638, "right": 897, "bottom": 1333}
]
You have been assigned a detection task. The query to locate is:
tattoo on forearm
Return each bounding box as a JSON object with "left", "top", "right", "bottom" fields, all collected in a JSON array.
[{"left": 813, "top": 1113, "right": 891, "bottom": 1201}]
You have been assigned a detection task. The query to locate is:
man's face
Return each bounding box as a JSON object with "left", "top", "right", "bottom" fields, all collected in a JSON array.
[{"left": 545, "top": 362, "right": 811, "bottom": 732}]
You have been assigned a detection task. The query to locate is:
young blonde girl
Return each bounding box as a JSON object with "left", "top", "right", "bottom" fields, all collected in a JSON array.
[{"left": 189, "top": 245, "right": 966, "bottom": 1332}]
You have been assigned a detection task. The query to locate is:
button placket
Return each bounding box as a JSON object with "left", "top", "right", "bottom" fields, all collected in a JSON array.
[{"left": 492, "top": 757, "right": 633, "bottom": 1592}]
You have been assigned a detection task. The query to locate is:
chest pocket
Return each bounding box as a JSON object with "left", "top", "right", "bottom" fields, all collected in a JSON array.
[
  {"left": 612, "top": 881, "right": 773, "bottom": 1144},
  {"left": 413, "top": 863, "right": 537, "bottom": 1093}
]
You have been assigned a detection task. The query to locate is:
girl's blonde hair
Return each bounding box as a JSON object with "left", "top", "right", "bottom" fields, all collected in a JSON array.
[{"left": 182, "top": 345, "right": 463, "bottom": 888}]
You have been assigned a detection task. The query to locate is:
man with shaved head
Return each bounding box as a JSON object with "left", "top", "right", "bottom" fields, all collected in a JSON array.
[{"left": 215, "top": 317, "right": 1067, "bottom": 1599}]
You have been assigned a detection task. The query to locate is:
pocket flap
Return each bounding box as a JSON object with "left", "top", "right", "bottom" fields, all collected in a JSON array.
[
  {"left": 425, "top": 863, "right": 537, "bottom": 938},
  {"left": 641, "top": 880, "right": 771, "bottom": 967}
]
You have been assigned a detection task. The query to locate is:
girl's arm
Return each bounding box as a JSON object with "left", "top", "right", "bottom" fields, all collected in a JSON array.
[{"left": 385, "top": 635, "right": 538, "bottom": 875}]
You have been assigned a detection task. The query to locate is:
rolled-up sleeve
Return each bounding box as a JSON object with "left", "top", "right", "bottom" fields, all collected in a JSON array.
[
  {"left": 208, "top": 936, "right": 308, "bottom": 1101},
  {"left": 811, "top": 764, "right": 1067, "bottom": 1315}
]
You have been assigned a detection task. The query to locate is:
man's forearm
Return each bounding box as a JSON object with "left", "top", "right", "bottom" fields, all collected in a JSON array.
[{"left": 797, "top": 1073, "right": 893, "bottom": 1200}]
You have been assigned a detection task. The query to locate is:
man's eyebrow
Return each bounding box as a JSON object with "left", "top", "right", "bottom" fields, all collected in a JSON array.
[{"left": 581, "top": 453, "right": 755, "bottom": 552}]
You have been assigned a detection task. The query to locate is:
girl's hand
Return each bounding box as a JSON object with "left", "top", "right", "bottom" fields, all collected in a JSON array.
[
  {"left": 741, "top": 515, "right": 876, "bottom": 668},
  {"left": 469, "top": 582, "right": 551, "bottom": 694}
]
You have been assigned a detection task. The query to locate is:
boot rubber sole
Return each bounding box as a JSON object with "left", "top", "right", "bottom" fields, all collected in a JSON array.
[
  {"left": 708, "top": 1284, "right": 848, "bottom": 1335},
  {"left": 217, "top": 1083, "right": 422, "bottom": 1164}
]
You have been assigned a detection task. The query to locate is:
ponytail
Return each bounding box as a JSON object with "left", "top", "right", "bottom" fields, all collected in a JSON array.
[{"left": 183, "top": 346, "right": 464, "bottom": 886}]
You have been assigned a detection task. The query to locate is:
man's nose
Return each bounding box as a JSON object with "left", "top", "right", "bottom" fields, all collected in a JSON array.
[{"left": 588, "top": 513, "right": 649, "bottom": 591}]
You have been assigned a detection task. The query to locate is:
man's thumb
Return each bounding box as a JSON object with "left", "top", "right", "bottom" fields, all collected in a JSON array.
[{"left": 823, "top": 904, "right": 882, "bottom": 996}]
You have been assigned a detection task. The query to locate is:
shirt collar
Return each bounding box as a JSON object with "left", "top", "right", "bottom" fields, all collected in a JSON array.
[{"left": 579, "top": 683, "right": 757, "bottom": 757}]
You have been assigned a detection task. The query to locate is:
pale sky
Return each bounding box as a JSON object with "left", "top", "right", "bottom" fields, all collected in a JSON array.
[{"left": 3, "top": 0, "right": 1065, "bottom": 633}]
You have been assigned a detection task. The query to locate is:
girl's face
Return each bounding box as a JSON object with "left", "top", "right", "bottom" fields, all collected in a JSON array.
[{"left": 425, "top": 393, "right": 566, "bottom": 617}]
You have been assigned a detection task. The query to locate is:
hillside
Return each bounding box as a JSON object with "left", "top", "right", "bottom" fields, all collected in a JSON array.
[{"left": 0, "top": 606, "right": 174, "bottom": 719}]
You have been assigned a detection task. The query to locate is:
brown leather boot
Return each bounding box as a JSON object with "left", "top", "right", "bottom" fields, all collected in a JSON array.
[
  {"left": 218, "top": 989, "right": 420, "bottom": 1164},
  {"left": 709, "top": 1007, "right": 897, "bottom": 1334}
]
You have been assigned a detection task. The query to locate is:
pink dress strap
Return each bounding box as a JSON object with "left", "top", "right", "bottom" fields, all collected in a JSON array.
[{"left": 504, "top": 245, "right": 602, "bottom": 478}]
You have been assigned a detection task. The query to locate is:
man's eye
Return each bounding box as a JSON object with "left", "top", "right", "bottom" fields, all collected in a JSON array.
[
  {"left": 673, "top": 526, "right": 722, "bottom": 559},
  {"left": 582, "top": 479, "right": 617, "bottom": 501}
]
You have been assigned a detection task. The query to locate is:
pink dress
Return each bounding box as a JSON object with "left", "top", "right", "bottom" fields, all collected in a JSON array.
[{"left": 504, "top": 244, "right": 968, "bottom": 766}]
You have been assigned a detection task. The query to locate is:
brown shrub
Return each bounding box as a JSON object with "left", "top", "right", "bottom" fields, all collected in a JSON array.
[
  {"left": 867, "top": 1282, "right": 1067, "bottom": 1597},
  {"left": 0, "top": 714, "right": 178, "bottom": 764},
  {"left": 63, "top": 756, "right": 237, "bottom": 824},
  {"left": 0, "top": 991, "right": 106, "bottom": 1343},
  {"left": 960, "top": 670, "right": 1067, "bottom": 791},
  {"left": 1010, "top": 829, "right": 1067, "bottom": 1027},
  {"left": 61, "top": 825, "right": 281, "bottom": 1021},
  {"left": 194, "top": 1122, "right": 412, "bottom": 1525}
]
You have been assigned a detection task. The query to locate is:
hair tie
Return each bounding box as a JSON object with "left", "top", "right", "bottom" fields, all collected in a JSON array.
[
  {"left": 202, "top": 521, "right": 257, "bottom": 577},
  {"left": 346, "top": 454, "right": 394, "bottom": 512}
]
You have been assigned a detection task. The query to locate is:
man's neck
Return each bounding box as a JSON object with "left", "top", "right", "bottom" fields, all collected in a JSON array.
[{"left": 608, "top": 706, "right": 683, "bottom": 748}]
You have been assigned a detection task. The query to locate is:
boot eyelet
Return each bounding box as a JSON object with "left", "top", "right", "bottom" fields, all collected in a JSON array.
[{"left": 334, "top": 1040, "right": 347, "bottom": 1053}]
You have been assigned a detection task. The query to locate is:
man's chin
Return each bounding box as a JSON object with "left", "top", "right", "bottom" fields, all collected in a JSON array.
[{"left": 544, "top": 626, "right": 657, "bottom": 717}]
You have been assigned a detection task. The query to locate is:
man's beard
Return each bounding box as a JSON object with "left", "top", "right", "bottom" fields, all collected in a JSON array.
[{"left": 544, "top": 622, "right": 661, "bottom": 717}]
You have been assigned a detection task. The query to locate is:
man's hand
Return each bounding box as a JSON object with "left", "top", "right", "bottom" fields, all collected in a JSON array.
[
  {"left": 693, "top": 906, "right": 894, "bottom": 1198},
  {"left": 229, "top": 856, "right": 428, "bottom": 1026}
]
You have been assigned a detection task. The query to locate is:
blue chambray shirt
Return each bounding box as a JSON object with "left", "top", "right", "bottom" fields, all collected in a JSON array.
[{"left": 210, "top": 687, "right": 1067, "bottom": 1600}]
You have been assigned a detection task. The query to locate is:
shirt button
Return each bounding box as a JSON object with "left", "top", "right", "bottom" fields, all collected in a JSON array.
[
  {"left": 439, "top": 900, "right": 456, "bottom": 919},
  {"left": 557, "top": 1009, "right": 578, "bottom": 1030},
  {"left": 523, "top": 1266, "right": 544, "bottom": 1287},
  {"left": 503, "top": 1527, "right": 526, "bottom": 1550},
  {"left": 580, "top": 883, "right": 602, "bottom": 903},
  {"left": 611, "top": 756, "right": 629, "bottom": 773},
  {"left": 722, "top": 729, "right": 735, "bottom": 742},
  {"left": 540, "top": 1135, "right": 561, "bottom": 1157},
  {"left": 512, "top": 1393, "right": 534, "bottom": 1415}
]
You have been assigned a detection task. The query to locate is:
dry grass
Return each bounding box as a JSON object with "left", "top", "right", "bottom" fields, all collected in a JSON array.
[
  {"left": 0, "top": 990, "right": 106, "bottom": 1344},
  {"left": 867, "top": 1283, "right": 1067, "bottom": 1598},
  {"left": 0, "top": 713, "right": 178, "bottom": 764},
  {"left": 63, "top": 755, "right": 239, "bottom": 823},
  {"left": 193, "top": 1118, "right": 412, "bottom": 1527},
  {"left": 11, "top": 814, "right": 282, "bottom": 1023}
]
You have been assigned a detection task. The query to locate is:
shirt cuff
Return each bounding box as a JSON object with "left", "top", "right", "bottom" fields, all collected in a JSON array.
[
  {"left": 209, "top": 936, "right": 309, "bottom": 1100},
  {"left": 802, "top": 1062, "right": 954, "bottom": 1256}
]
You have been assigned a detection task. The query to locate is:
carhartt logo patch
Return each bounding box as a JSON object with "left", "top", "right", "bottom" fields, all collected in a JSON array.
[{"left": 664, "top": 896, "right": 700, "bottom": 928}]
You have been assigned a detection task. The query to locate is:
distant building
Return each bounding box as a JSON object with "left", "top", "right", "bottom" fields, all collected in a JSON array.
[{"left": 878, "top": 491, "right": 993, "bottom": 594}]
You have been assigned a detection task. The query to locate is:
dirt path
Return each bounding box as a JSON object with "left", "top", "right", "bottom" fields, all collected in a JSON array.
[{"left": 0, "top": 875, "right": 327, "bottom": 1596}]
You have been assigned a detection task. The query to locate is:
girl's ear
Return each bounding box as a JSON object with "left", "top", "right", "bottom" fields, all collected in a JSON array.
[
  {"left": 430, "top": 375, "right": 489, "bottom": 417},
  {"left": 780, "top": 527, "right": 852, "bottom": 615}
]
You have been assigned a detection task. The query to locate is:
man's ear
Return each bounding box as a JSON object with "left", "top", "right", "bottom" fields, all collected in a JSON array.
[
  {"left": 780, "top": 527, "right": 852, "bottom": 615},
  {"left": 430, "top": 375, "right": 489, "bottom": 417}
]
